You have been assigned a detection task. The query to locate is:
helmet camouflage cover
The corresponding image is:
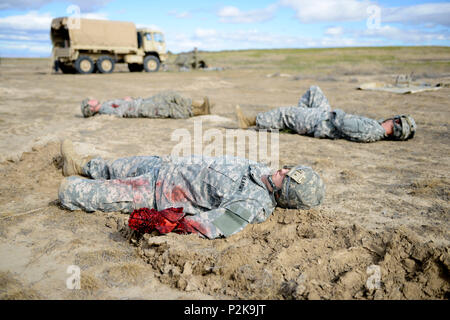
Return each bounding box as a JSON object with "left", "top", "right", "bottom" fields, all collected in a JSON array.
[
  {"left": 81, "top": 98, "right": 96, "bottom": 118},
  {"left": 276, "top": 166, "right": 325, "bottom": 209},
  {"left": 390, "top": 114, "right": 416, "bottom": 140}
]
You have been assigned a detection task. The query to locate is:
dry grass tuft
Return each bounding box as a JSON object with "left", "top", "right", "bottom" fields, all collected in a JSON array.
[
  {"left": 0, "top": 271, "right": 42, "bottom": 300},
  {"left": 103, "top": 263, "right": 148, "bottom": 287},
  {"left": 408, "top": 177, "right": 449, "bottom": 200}
]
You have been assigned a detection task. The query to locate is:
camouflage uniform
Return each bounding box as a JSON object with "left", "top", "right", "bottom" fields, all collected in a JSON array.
[
  {"left": 59, "top": 155, "right": 277, "bottom": 239},
  {"left": 256, "top": 86, "right": 387, "bottom": 142},
  {"left": 88, "top": 91, "right": 193, "bottom": 119}
]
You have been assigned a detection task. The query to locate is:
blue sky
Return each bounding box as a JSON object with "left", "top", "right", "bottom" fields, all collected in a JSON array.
[{"left": 0, "top": 0, "right": 449, "bottom": 57}]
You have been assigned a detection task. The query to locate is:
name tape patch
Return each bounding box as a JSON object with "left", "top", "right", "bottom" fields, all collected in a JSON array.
[{"left": 288, "top": 169, "right": 306, "bottom": 184}]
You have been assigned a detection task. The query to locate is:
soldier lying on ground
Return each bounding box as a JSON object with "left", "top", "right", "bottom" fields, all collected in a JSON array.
[
  {"left": 81, "top": 91, "right": 211, "bottom": 119},
  {"left": 58, "top": 140, "right": 324, "bottom": 239},
  {"left": 235, "top": 85, "right": 416, "bottom": 142}
]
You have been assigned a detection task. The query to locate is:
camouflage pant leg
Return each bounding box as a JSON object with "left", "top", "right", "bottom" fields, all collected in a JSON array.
[
  {"left": 83, "top": 156, "right": 162, "bottom": 180},
  {"left": 298, "top": 85, "right": 332, "bottom": 110},
  {"left": 256, "top": 106, "right": 330, "bottom": 136},
  {"left": 136, "top": 91, "right": 193, "bottom": 119},
  {"left": 58, "top": 172, "right": 158, "bottom": 213}
]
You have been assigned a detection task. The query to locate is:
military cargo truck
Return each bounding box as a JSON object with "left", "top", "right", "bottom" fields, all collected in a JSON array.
[{"left": 50, "top": 17, "right": 167, "bottom": 74}]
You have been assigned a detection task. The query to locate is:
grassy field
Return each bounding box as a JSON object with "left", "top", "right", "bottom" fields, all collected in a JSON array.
[
  {"left": 3, "top": 46, "right": 449, "bottom": 77},
  {"left": 168, "top": 46, "right": 450, "bottom": 76}
]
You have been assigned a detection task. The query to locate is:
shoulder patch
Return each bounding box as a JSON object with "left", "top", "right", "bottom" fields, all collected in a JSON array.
[{"left": 288, "top": 169, "right": 306, "bottom": 184}]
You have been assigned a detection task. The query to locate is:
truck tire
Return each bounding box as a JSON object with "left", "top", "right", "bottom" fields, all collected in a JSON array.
[
  {"left": 97, "top": 56, "right": 115, "bottom": 73},
  {"left": 75, "top": 56, "right": 95, "bottom": 74},
  {"left": 143, "top": 56, "right": 160, "bottom": 72},
  {"left": 128, "top": 63, "right": 144, "bottom": 72}
]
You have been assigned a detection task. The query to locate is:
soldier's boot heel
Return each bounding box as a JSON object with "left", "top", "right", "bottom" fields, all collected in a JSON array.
[
  {"left": 235, "top": 105, "right": 256, "bottom": 129},
  {"left": 192, "top": 97, "right": 211, "bottom": 116},
  {"left": 61, "top": 139, "right": 91, "bottom": 177}
]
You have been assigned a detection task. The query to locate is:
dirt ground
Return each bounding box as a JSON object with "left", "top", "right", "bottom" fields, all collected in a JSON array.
[{"left": 0, "top": 52, "right": 449, "bottom": 300}]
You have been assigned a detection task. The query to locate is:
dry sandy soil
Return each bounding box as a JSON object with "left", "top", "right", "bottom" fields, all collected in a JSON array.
[{"left": 0, "top": 49, "right": 449, "bottom": 300}]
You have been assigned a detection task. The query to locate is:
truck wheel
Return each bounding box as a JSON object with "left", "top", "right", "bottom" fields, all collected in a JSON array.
[
  {"left": 128, "top": 63, "right": 144, "bottom": 72},
  {"left": 97, "top": 56, "right": 115, "bottom": 73},
  {"left": 143, "top": 56, "right": 160, "bottom": 72},
  {"left": 75, "top": 56, "right": 95, "bottom": 74}
]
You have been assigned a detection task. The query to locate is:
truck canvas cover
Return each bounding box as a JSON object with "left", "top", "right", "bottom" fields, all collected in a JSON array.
[{"left": 51, "top": 17, "right": 138, "bottom": 52}]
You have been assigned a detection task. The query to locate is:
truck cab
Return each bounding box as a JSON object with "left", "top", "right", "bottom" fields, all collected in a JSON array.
[{"left": 133, "top": 28, "right": 167, "bottom": 72}]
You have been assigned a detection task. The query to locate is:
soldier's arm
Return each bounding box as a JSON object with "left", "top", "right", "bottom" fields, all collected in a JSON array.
[
  {"left": 183, "top": 197, "right": 271, "bottom": 240},
  {"left": 213, "top": 197, "right": 272, "bottom": 238},
  {"left": 330, "top": 109, "right": 387, "bottom": 142}
]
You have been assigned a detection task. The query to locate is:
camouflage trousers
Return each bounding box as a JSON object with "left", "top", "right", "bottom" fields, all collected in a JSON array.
[
  {"left": 59, "top": 156, "right": 162, "bottom": 213},
  {"left": 97, "top": 91, "right": 193, "bottom": 119},
  {"left": 256, "top": 86, "right": 387, "bottom": 142}
]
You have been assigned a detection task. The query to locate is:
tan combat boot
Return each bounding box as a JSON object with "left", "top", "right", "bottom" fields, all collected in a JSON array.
[
  {"left": 192, "top": 97, "right": 211, "bottom": 116},
  {"left": 61, "top": 139, "right": 90, "bottom": 177},
  {"left": 235, "top": 105, "right": 256, "bottom": 129}
]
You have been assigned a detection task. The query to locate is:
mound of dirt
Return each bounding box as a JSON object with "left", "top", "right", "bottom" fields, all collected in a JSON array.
[{"left": 112, "top": 209, "right": 449, "bottom": 300}]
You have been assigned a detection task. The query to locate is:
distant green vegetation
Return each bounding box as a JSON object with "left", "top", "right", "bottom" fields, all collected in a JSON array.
[{"left": 189, "top": 46, "right": 450, "bottom": 75}]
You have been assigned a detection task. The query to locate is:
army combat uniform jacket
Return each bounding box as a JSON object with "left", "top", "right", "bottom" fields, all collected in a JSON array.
[
  {"left": 59, "top": 155, "right": 276, "bottom": 239},
  {"left": 256, "top": 86, "right": 387, "bottom": 143},
  {"left": 96, "top": 91, "right": 193, "bottom": 119}
]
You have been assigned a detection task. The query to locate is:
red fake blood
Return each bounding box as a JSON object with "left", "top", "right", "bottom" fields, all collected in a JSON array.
[
  {"left": 177, "top": 216, "right": 208, "bottom": 236},
  {"left": 112, "top": 103, "right": 119, "bottom": 108},
  {"left": 170, "top": 185, "right": 188, "bottom": 202},
  {"left": 128, "top": 207, "right": 203, "bottom": 236},
  {"left": 111, "top": 179, "right": 150, "bottom": 204},
  {"left": 112, "top": 178, "right": 149, "bottom": 188}
]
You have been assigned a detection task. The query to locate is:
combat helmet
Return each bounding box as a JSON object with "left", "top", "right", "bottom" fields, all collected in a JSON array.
[
  {"left": 387, "top": 114, "right": 416, "bottom": 140},
  {"left": 81, "top": 98, "right": 96, "bottom": 118},
  {"left": 273, "top": 166, "right": 325, "bottom": 209}
]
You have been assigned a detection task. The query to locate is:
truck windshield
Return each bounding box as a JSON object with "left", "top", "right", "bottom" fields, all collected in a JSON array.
[{"left": 153, "top": 33, "right": 164, "bottom": 43}]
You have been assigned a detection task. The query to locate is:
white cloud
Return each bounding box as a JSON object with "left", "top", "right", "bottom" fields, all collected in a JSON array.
[
  {"left": 168, "top": 10, "right": 192, "bottom": 19},
  {"left": 279, "top": 0, "right": 450, "bottom": 27},
  {"left": 359, "top": 24, "right": 450, "bottom": 43},
  {"left": 194, "top": 28, "right": 217, "bottom": 38},
  {"left": 325, "top": 26, "right": 343, "bottom": 36},
  {"left": 167, "top": 22, "right": 449, "bottom": 53},
  {"left": 279, "top": 0, "right": 373, "bottom": 23},
  {"left": 382, "top": 3, "right": 450, "bottom": 27},
  {"left": 0, "top": 0, "right": 51, "bottom": 10},
  {"left": 0, "top": 10, "right": 110, "bottom": 57},
  {"left": 168, "top": 27, "right": 327, "bottom": 52},
  {"left": 0, "top": 11, "right": 53, "bottom": 31},
  {"left": 0, "top": 0, "right": 112, "bottom": 12},
  {"left": 217, "top": 4, "right": 278, "bottom": 23},
  {"left": 80, "top": 12, "right": 108, "bottom": 20},
  {"left": 0, "top": 11, "right": 107, "bottom": 32},
  {"left": 136, "top": 24, "right": 163, "bottom": 32},
  {"left": 0, "top": 41, "right": 52, "bottom": 54},
  {"left": 0, "top": 33, "right": 49, "bottom": 41}
]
